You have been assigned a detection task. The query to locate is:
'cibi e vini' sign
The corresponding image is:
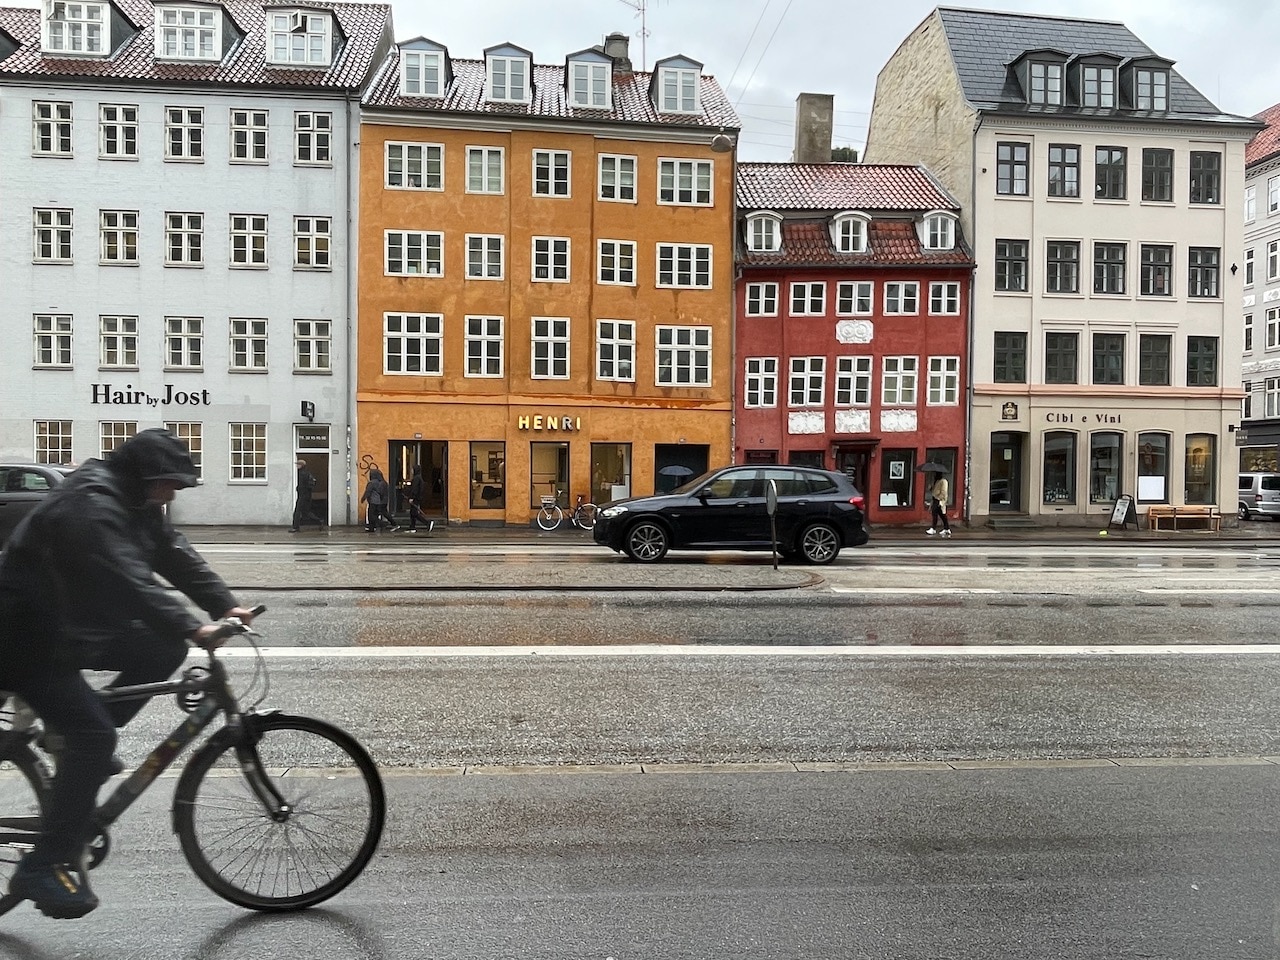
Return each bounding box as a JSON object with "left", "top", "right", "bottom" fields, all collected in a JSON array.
[{"left": 91, "top": 384, "right": 211, "bottom": 407}]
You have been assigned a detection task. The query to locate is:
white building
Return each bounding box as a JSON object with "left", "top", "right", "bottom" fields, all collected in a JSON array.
[
  {"left": 865, "top": 8, "right": 1261, "bottom": 526},
  {"left": 1241, "top": 103, "right": 1280, "bottom": 472},
  {"left": 0, "top": 0, "right": 392, "bottom": 524}
]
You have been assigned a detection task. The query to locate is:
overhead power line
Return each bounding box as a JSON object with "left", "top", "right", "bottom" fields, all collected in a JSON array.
[{"left": 732, "top": 0, "right": 795, "bottom": 108}]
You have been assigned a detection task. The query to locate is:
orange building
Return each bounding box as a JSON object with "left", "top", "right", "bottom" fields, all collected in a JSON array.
[{"left": 356, "top": 34, "right": 739, "bottom": 525}]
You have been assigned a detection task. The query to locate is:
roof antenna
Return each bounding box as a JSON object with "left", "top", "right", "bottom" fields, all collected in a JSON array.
[{"left": 618, "top": 0, "right": 650, "bottom": 72}]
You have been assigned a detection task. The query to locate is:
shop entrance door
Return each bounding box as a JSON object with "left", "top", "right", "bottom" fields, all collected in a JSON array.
[
  {"left": 834, "top": 446, "right": 873, "bottom": 497},
  {"left": 989, "top": 432, "right": 1024, "bottom": 512},
  {"left": 388, "top": 440, "right": 448, "bottom": 520},
  {"left": 295, "top": 425, "right": 330, "bottom": 523}
]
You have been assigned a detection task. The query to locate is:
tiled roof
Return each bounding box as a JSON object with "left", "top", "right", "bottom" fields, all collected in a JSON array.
[
  {"left": 1247, "top": 102, "right": 1280, "bottom": 168},
  {"left": 361, "top": 46, "right": 740, "bottom": 131},
  {"left": 736, "top": 162, "right": 959, "bottom": 212},
  {"left": 934, "top": 6, "right": 1258, "bottom": 126},
  {"left": 740, "top": 220, "right": 972, "bottom": 269},
  {"left": 0, "top": 0, "right": 392, "bottom": 90}
]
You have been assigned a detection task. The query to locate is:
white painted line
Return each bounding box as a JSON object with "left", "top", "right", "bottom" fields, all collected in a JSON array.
[
  {"left": 829, "top": 586, "right": 1001, "bottom": 594},
  {"left": 1138, "top": 587, "right": 1280, "bottom": 594}
]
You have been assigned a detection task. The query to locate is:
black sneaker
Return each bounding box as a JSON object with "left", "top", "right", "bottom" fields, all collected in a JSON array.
[{"left": 9, "top": 860, "right": 99, "bottom": 919}]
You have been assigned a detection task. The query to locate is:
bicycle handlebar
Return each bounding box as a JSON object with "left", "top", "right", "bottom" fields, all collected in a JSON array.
[{"left": 202, "top": 604, "right": 267, "bottom": 648}]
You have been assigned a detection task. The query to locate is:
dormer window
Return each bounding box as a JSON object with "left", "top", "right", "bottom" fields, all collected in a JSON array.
[
  {"left": 832, "top": 213, "right": 869, "bottom": 254},
  {"left": 267, "top": 10, "right": 332, "bottom": 67},
  {"left": 485, "top": 45, "right": 532, "bottom": 104},
  {"left": 155, "top": 7, "right": 221, "bottom": 61},
  {"left": 1029, "top": 61, "right": 1063, "bottom": 105},
  {"left": 402, "top": 49, "right": 443, "bottom": 96},
  {"left": 1080, "top": 64, "right": 1115, "bottom": 107},
  {"left": 659, "top": 67, "right": 698, "bottom": 112},
  {"left": 746, "top": 213, "right": 781, "bottom": 253},
  {"left": 1134, "top": 67, "right": 1168, "bottom": 110},
  {"left": 923, "top": 213, "right": 956, "bottom": 250},
  {"left": 568, "top": 58, "right": 610, "bottom": 109},
  {"left": 44, "top": 1, "right": 107, "bottom": 55}
]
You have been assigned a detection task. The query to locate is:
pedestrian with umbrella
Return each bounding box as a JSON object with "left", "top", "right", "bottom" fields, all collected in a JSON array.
[{"left": 916, "top": 461, "right": 952, "bottom": 538}]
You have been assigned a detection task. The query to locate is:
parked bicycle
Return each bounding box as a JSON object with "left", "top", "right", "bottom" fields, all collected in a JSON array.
[
  {"left": 536, "top": 491, "right": 598, "bottom": 531},
  {"left": 0, "top": 606, "right": 384, "bottom": 916}
]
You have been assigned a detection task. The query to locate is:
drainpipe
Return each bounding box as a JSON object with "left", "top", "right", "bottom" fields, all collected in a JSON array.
[
  {"left": 965, "top": 112, "right": 983, "bottom": 526},
  {"left": 344, "top": 90, "right": 356, "bottom": 526}
]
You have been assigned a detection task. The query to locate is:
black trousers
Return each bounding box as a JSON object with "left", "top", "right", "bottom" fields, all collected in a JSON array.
[
  {"left": 930, "top": 497, "right": 951, "bottom": 531},
  {"left": 292, "top": 496, "right": 321, "bottom": 529}
]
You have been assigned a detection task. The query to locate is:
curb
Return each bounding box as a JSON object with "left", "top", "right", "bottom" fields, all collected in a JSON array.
[{"left": 227, "top": 572, "right": 826, "bottom": 593}]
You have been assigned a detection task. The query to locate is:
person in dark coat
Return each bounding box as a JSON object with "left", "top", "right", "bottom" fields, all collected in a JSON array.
[
  {"left": 359, "top": 467, "right": 397, "bottom": 532},
  {"left": 0, "top": 428, "right": 255, "bottom": 918},
  {"left": 289, "top": 459, "right": 322, "bottom": 532},
  {"left": 405, "top": 464, "right": 433, "bottom": 533}
]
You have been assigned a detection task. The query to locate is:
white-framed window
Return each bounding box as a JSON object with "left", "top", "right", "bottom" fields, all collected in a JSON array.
[
  {"left": 1267, "top": 307, "right": 1280, "bottom": 350},
  {"left": 1268, "top": 240, "right": 1279, "bottom": 282},
  {"left": 835, "top": 356, "right": 872, "bottom": 406},
  {"left": 99, "top": 104, "right": 138, "bottom": 158},
  {"left": 1268, "top": 378, "right": 1280, "bottom": 419},
  {"left": 165, "top": 316, "right": 202, "bottom": 369},
  {"left": 927, "top": 356, "right": 960, "bottom": 405},
  {"left": 924, "top": 213, "right": 956, "bottom": 250},
  {"left": 35, "top": 421, "right": 74, "bottom": 465},
  {"left": 833, "top": 214, "right": 868, "bottom": 253},
  {"left": 596, "top": 319, "right": 635, "bottom": 381},
  {"left": 744, "top": 357, "right": 778, "bottom": 408},
  {"left": 1246, "top": 248, "right": 1255, "bottom": 286},
  {"left": 466, "top": 234, "right": 504, "bottom": 280},
  {"left": 487, "top": 54, "right": 530, "bottom": 103},
  {"left": 33, "top": 208, "right": 73, "bottom": 262},
  {"left": 294, "top": 111, "right": 331, "bottom": 165},
  {"left": 788, "top": 356, "right": 825, "bottom": 407},
  {"left": 532, "top": 316, "right": 570, "bottom": 379},
  {"left": 569, "top": 59, "right": 610, "bottom": 108},
  {"left": 267, "top": 11, "right": 331, "bottom": 67},
  {"left": 882, "top": 356, "right": 918, "bottom": 405},
  {"left": 384, "top": 312, "right": 443, "bottom": 375},
  {"left": 229, "top": 108, "right": 268, "bottom": 163},
  {"left": 746, "top": 282, "right": 778, "bottom": 316},
  {"left": 385, "top": 230, "right": 442, "bottom": 276},
  {"left": 929, "top": 282, "right": 960, "bottom": 315},
  {"left": 836, "top": 281, "right": 873, "bottom": 316},
  {"left": 465, "top": 315, "right": 504, "bottom": 377},
  {"left": 294, "top": 319, "right": 331, "bottom": 372},
  {"left": 884, "top": 282, "right": 920, "bottom": 315},
  {"left": 294, "top": 216, "right": 331, "bottom": 270},
  {"left": 229, "top": 318, "right": 267, "bottom": 371},
  {"left": 597, "top": 239, "right": 636, "bottom": 285},
  {"left": 466, "top": 146, "right": 504, "bottom": 194},
  {"left": 533, "top": 149, "right": 571, "bottom": 197},
  {"left": 656, "top": 325, "right": 711, "bottom": 386},
  {"left": 44, "top": 1, "right": 106, "bottom": 54},
  {"left": 99, "top": 315, "right": 137, "bottom": 368},
  {"left": 532, "top": 236, "right": 569, "bottom": 282},
  {"left": 658, "top": 158, "right": 713, "bottom": 205},
  {"left": 747, "top": 214, "right": 781, "bottom": 252},
  {"left": 33, "top": 101, "right": 73, "bottom": 156},
  {"left": 386, "top": 142, "right": 443, "bottom": 189},
  {"left": 98, "top": 421, "right": 137, "bottom": 459},
  {"left": 657, "top": 66, "right": 699, "bottom": 113},
  {"left": 164, "top": 106, "right": 203, "bottom": 161},
  {"left": 229, "top": 214, "right": 268, "bottom": 267},
  {"left": 164, "top": 421, "right": 203, "bottom": 478},
  {"left": 598, "top": 154, "right": 636, "bottom": 202},
  {"left": 790, "top": 282, "right": 826, "bottom": 316},
  {"left": 1270, "top": 176, "right": 1280, "bottom": 215},
  {"left": 33, "top": 314, "right": 73, "bottom": 367},
  {"left": 229, "top": 422, "right": 267, "bottom": 481},
  {"left": 1246, "top": 185, "right": 1257, "bottom": 223},
  {"left": 165, "top": 212, "right": 203, "bottom": 266},
  {"left": 401, "top": 49, "right": 443, "bottom": 97},
  {"left": 156, "top": 6, "right": 219, "bottom": 60},
  {"left": 656, "top": 243, "right": 712, "bottom": 288}
]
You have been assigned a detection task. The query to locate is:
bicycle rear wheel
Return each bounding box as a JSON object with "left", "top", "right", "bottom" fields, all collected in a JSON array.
[
  {"left": 575, "top": 503, "right": 598, "bottom": 530},
  {"left": 536, "top": 504, "right": 563, "bottom": 530},
  {"left": 0, "top": 741, "right": 48, "bottom": 916},
  {"left": 173, "top": 713, "right": 384, "bottom": 911}
]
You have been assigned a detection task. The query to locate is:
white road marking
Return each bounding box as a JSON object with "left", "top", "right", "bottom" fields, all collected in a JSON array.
[{"left": 828, "top": 586, "right": 1001, "bottom": 594}]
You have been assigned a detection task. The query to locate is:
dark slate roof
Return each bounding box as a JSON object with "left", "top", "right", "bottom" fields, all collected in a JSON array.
[
  {"left": 740, "top": 219, "right": 972, "bottom": 270},
  {"left": 361, "top": 46, "right": 740, "bottom": 131},
  {"left": 0, "top": 0, "right": 392, "bottom": 90},
  {"left": 1247, "top": 102, "right": 1280, "bottom": 168},
  {"left": 736, "top": 162, "right": 960, "bottom": 213},
  {"left": 934, "top": 6, "right": 1258, "bottom": 126}
]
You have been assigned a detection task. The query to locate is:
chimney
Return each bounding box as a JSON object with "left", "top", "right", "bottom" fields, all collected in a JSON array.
[
  {"left": 603, "top": 31, "right": 632, "bottom": 74},
  {"left": 792, "top": 92, "right": 835, "bottom": 164}
]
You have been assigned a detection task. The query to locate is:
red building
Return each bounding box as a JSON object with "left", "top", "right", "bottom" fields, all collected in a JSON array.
[{"left": 734, "top": 163, "right": 974, "bottom": 526}]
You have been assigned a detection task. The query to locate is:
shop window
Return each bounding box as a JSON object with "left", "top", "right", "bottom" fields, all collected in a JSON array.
[
  {"left": 1137, "top": 432, "right": 1169, "bottom": 502},
  {"left": 1184, "top": 434, "right": 1215, "bottom": 505},
  {"left": 788, "top": 450, "right": 825, "bottom": 468},
  {"left": 1089, "top": 432, "right": 1122, "bottom": 504},
  {"left": 879, "top": 449, "right": 915, "bottom": 508},
  {"left": 1042, "top": 431, "right": 1076, "bottom": 504},
  {"left": 530, "top": 441, "right": 569, "bottom": 508},
  {"left": 591, "top": 442, "right": 632, "bottom": 505},
  {"left": 469, "top": 440, "right": 505, "bottom": 509}
]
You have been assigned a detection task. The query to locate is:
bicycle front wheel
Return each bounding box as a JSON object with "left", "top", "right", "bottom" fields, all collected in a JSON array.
[
  {"left": 173, "top": 713, "right": 384, "bottom": 911},
  {"left": 575, "top": 503, "right": 598, "bottom": 530},
  {"left": 536, "top": 504, "right": 563, "bottom": 530}
]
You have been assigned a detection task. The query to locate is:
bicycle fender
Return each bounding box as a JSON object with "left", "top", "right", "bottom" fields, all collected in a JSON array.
[{"left": 169, "top": 710, "right": 282, "bottom": 833}]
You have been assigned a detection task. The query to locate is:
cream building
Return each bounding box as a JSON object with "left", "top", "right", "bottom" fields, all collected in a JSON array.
[{"left": 865, "top": 7, "right": 1261, "bottom": 526}]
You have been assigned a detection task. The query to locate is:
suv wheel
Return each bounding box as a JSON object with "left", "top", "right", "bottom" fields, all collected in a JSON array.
[
  {"left": 1239, "top": 504, "right": 1251, "bottom": 521},
  {"left": 624, "top": 520, "right": 669, "bottom": 562},
  {"left": 799, "top": 523, "right": 841, "bottom": 565}
]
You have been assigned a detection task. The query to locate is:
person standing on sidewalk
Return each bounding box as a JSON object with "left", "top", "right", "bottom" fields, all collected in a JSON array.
[
  {"left": 288, "top": 459, "right": 322, "bottom": 532},
  {"left": 927, "top": 473, "right": 952, "bottom": 538},
  {"left": 360, "top": 468, "right": 398, "bottom": 532}
]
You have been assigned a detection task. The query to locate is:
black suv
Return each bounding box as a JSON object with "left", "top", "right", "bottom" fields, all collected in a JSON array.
[{"left": 592, "top": 465, "right": 869, "bottom": 564}]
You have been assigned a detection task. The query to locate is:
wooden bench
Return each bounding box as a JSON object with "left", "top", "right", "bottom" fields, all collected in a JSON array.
[{"left": 1146, "top": 504, "right": 1222, "bottom": 532}]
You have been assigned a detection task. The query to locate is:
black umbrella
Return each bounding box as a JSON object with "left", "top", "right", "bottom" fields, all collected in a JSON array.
[
  {"left": 658, "top": 465, "right": 695, "bottom": 478},
  {"left": 915, "top": 461, "right": 949, "bottom": 473}
]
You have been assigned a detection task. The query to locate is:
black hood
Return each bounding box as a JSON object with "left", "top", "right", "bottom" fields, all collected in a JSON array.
[{"left": 107, "top": 429, "right": 199, "bottom": 489}]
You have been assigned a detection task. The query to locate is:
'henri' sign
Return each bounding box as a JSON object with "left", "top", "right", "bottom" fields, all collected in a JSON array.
[{"left": 91, "top": 384, "right": 211, "bottom": 407}]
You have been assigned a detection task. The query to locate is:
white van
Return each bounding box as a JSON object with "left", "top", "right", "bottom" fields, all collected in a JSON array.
[{"left": 1237, "top": 472, "right": 1280, "bottom": 520}]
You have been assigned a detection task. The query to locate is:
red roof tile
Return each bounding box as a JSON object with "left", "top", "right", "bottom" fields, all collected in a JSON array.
[
  {"left": 1247, "top": 102, "right": 1280, "bottom": 168},
  {"left": 740, "top": 219, "right": 972, "bottom": 269},
  {"left": 737, "top": 162, "right": 960, "bottom": 212}
]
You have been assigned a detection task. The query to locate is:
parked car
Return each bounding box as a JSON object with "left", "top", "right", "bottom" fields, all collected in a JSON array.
[
  {"left": 592, "top": 465, "right": 869, "bottom": 564},
  {"left": 0, "top": 464, "right": 74, "bottom": 546},
  {"left": 1237, "top": 472, "right": 1280, "bottom": 520}
]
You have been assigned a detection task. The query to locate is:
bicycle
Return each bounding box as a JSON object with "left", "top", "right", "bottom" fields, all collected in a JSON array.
[
  {"left": 0, "top": 605, "right": 384, "bottom": 916},
  {"left": 536, "top": 492, "right": 598, "bottom": 532}
]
